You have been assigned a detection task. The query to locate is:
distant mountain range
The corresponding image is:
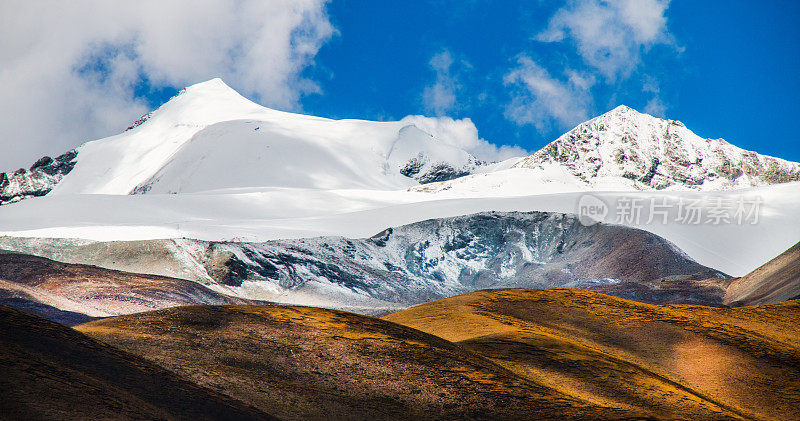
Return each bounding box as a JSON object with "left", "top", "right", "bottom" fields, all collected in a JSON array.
[
  {"left": 0, "top": 78, "right": 798, "bottom": 317},
  {"left": 2, "top": 78, "right": 799, "bottom": 420},
  {"left": 2, "top": 78, "right": 799, "bottom": 205}
]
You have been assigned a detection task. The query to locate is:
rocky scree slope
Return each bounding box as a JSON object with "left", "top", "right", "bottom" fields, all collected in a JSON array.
[
  {"left": 513, "top": 105, "right": 800, "bottom": 190},
  {"left": 1, "top": 211, "right": 728, "bottom": 315},
  {"left": 724, "top": 240, "right": 800, "bottom": 306},
  {"left": 0, "top": 251, "right": 255, "bottom": 323}
]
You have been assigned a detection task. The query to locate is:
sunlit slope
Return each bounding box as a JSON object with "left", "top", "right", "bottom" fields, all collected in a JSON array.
[
  {"left": 0, "top": 305, "right": 270, "bottom": 420},
  {"left": 77, "top": 304, "right": 644, "bottom": 420},
  {"left": 384, "top": 289, "right": 800, "bottom": 420},
  {"left": 725, "top": 241, "right": 800, "bottom": 306}
]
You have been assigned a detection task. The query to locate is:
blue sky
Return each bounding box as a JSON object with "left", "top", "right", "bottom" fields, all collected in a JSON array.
[
  {"left": 2, "top": 1, "right": 799, "bottom": 169},
  {"left": 298, "top": 0, "right": 800, "bottom": 161}
]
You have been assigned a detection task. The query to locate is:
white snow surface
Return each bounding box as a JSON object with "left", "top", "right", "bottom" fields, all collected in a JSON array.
[
  {"left": 49, "top": 78, "right": 483, "bottom": 195},
  {"left": 1, "top": 79, "right": 799, "bottom": 278}
]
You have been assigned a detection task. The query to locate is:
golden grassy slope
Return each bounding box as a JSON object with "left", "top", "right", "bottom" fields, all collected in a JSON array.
[
  {"left": 0, "top": 305, "right": 271, "bottom": 420},
  {"left": 77, "top": 304, "right": 645, "bottom": 420},
  {"left": 384, "top": 288, "right": 800, "bottom": 421}
]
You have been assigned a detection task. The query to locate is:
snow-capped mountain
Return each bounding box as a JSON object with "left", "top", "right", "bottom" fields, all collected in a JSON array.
[
  {"left": 29, "top": 78, "right": 483, "bottom": 197},
  {"left": 3, "top": 79, "right": 799, "bottom": 203},
  {"left": 1, "top": 78, "right": 799, "bottom": 281},
  {"left": 0, "top": 211, "right": 725, "bottom": 316},
  {"left": 513, "top": 105, "right": 800, "bottom": 190}
]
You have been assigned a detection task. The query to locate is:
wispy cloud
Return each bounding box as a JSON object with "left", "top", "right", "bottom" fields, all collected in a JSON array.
[
  {"left": 642, "top": 76, "right": 667, "bottom": 117},
  {"left": 536, "top": 0, "right": 673, "bottom": 80},
  {"left": 0, "top": 0, "right": 334, "bottom": 169},
  {"left": 422, "top": 50, "right": 462, "bottom": 116},
  {"left": 503, "top": 56, "right": 594, "bottom": 131}
]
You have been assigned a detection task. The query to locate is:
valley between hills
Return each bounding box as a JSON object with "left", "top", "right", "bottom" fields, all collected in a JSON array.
[{"left": 2, "top": 284, "right": 798, "bottom": 420}]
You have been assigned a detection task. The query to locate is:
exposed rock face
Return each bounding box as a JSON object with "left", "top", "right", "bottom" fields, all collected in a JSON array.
[
  {"left": 124, "top": 111, "right": 152, "bottom": 131},
  {"left": 0, "top": 211, "right": 728, "bottom": 311},
  {"left": 390, "top": 125, "right": 481, "bottom": 184},
  {"left": 513, "top": 105, "right": 800, "bottom": 190},
  {"left": 399, "top": 155, "right": 475, "bottom": 184},
  {"left": 0, "top": 150, "right": 78, "bottom": 205}
]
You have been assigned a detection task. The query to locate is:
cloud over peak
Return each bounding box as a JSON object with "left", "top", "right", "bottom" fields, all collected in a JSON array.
[
  {"left": 0, "top": 0, "right": 333, "bottom": 169},
  {"left": 536, "top": 0, "right": 672, "bottom": 80},
  {"left": 503, "top": 57, "right": 593, "bottom": 132}
]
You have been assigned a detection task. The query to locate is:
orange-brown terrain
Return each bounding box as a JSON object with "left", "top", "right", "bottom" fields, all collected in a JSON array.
[
  {"left": 75, "top": 304, "right": 643, "bottom": 420},
  {"left": 385, "top": 288, "right": 800, "bottom": 420},
  {"left": 2, "top": 244, "right": 798, "bottom": 420},
  {"left": 0, "top": 305, "right": 272, "bottom": 420}
]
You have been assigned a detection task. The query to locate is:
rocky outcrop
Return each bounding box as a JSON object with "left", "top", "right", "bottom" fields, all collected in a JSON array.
[
  {"left": 0, "top": 150, "right": 77, "bottom": 205},
  {"left": 0, "top": 211, "right": 729, "bottom": 311},
  {"left": 513, "top": 105, "right": 800, "bottom": 190}
]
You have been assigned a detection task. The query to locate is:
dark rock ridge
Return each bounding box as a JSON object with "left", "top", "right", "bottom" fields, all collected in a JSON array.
[
  {"left": 0, "top": 150, "right": 77, "bottom": 205},
  {"left": 0, "top": 211, "right": 729, "bottom": 311},
  {"left": 398, "top": 152, "right": 479, "bottom": 184},
  {"left": 201, "top": 211, "right": 726, "bottom": 305}
]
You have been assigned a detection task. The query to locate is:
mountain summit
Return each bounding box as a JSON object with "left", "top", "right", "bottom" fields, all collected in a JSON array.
[
  {"left": 1, "top": 79, "right": 485, "bottom": 200},
  {"left": 513, "top": 105, "right": 800, "bottom": 190},
  {"left": 3, "top": 80, "right": 800, "bottom": 205}
]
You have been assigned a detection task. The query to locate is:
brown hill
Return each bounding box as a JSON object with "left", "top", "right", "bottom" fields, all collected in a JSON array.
[
  {"left": 724, "top": 241, "right": 800, "bottom": 306},
  {"left": 0, "top": 305, "right": 272, "bottom": 420},
  {"left": 384, "top": 288, "right": 800, "bottom": 420},
  {"left": 0, "top": 251, "right": 253, "bottom": 324},
  {"left": 76, "top": 304, "right": 645, "bottom": 420}
]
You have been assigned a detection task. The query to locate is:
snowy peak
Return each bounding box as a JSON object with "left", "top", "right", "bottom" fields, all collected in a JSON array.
[
  {"left": 33, "top": 78, "right": 487, "bottom": 196},
  {"left": 513, "top": 106, "right": 800, "bottom": 190}
]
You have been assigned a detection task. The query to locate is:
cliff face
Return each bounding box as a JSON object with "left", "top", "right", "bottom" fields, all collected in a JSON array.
[{"left": 0, "top": 150, "right": 77, "bottom": 205}]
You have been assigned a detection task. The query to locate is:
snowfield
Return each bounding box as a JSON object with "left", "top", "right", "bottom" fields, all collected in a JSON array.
[
  {"left": 1, "top": 182, "right": 798, "bottom": 277},
  {"left": 1, "top": 78, "right": 799, "bottom": 279}
]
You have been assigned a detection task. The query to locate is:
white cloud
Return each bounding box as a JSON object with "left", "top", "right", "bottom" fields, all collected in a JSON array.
[
  {"left": 503, "top": 57, "right": 593, "bottom": 131},
  {"left": 536, "top": 0, "right": 672, "bottom": 80},
  {"left": 422, "top": 50, "right": 460, "bottom": 116},
  {"left": 644, "top": 96, "right": 667, "bottom": 117},
  {"left": 401, "top": 115, "right": 528, "bottom": 162},
  {"left": 641, "top": 76, "right": 667, "bottom": 117},
  {"left": 0, "top": 0, "right": 333, "bottom": 169}
]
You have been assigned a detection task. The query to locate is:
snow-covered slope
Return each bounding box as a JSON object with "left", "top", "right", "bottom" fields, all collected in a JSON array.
[
  {"left": 1, "top": 78, "right": 799, "bottom": 282},
  {"left": 46, "top": 78, "right": 484, "bottom": 196},
  {"left": 0, "top": 212, "right": 727, "bottom": 315},
  {"left": 512, "top": 105, "right": 800, "bottom": 190},
  {"left": 1, "top": 182, "right": 799, "bottom": 277}
]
